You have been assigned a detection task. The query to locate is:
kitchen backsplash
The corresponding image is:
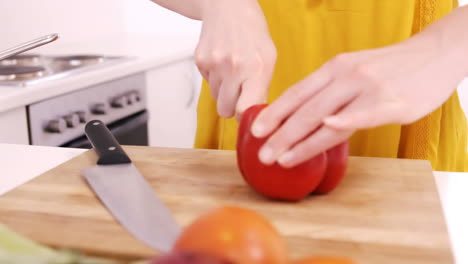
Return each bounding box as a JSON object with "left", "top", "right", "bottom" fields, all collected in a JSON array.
[
  {"left": 122, "top": 0, "right": 201, "bottom": 35},
  {"left": 0, "top": 0, "right": 126, "bottom": 50}
]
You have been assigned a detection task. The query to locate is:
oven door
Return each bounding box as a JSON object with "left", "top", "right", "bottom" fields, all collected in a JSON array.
[{"left": 62, "top": 110, "right": 148, "bottom": 149}]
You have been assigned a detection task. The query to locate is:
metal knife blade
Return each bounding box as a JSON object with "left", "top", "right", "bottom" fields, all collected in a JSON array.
[{"left": 81, "top": 120, "right": 181, "bottom": 253}]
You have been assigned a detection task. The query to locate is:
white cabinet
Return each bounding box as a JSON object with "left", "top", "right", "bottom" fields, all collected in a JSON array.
[
  {"left": 0, "top": 107, "right": 29, "bottom": 145},
  {"left": 145, "top": 58, "right": 202, "bottom": 148}
]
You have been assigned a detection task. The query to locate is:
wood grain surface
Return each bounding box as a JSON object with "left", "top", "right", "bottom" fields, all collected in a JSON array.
[{"left": 0, "top": 146, "right": 453, "bottom": 263}]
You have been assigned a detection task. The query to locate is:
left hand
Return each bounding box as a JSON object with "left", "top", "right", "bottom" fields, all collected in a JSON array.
[{"left": 250, "top": 35, "right": 466, "bottom": 168}]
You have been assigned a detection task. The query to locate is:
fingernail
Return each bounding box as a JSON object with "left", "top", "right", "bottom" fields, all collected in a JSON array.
[
  {"left": 278, "top": 151, "right": 295, "bottom": 167},
  {"left": 259, "top": 146, "right": 274, "bottom": 164},
  {"left": 251, "top": 123, "right": 265, "bottom": 138}
]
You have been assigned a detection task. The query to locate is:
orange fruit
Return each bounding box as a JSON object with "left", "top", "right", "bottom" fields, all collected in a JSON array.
[{"left": 173, "top": 206, "right": 288, "bottom": 264}]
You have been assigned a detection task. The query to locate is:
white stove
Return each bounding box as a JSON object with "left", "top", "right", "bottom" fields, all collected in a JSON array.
[{"left": 0, "top": 53, "right": 149, "bottom": 148}]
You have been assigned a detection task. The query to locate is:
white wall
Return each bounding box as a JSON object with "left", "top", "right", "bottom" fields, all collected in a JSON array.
[
  {"left": 0, "top": 0, "right": 201, "bottom": 51},
  {"left": 122, "top": 0, "right": 201, "bottom": 35},
  {"left": 0, "top": 0, "right": 126, "bottom": 51}
]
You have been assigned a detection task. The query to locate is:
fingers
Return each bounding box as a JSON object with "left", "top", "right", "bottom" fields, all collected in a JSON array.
[
  {"left": 196, "top": 52, "right": 275, "bottom": 119},
  {"left": 235, "top": 59, "right": 273, "bottom": 115},
  {"left": 194, "top": 40, "right": 208, "bottom": 78},
  {"left": 217, "top": 76, "right": 243, "bottom": 118},
  {"left": 208, "top": 72, "right": 222, "bottom": 100},
  {"left": 277, "top": 126, "right": 353, "bottom": 168},
  {"left": 195, "top": 25, "right": 277, "bottom": 119},
  {"left": 323, "top": 93, "right": 400, "bottom": 130},
  {"left": 235, "top": 42, "right": 277, "bottom": 114},
  {"left": 257, "top": 79, "right": 361, "bottom": 165},
  {"left": 196, "top": 52, "right": 243, "bottom": 117},
  {"left": 251, "top": 62, "right": 333, "bottom": 138}
]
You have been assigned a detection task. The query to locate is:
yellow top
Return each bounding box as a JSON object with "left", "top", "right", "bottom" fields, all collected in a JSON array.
[{"left": 194, "top": 0, "right": 468, "bottom": 172}]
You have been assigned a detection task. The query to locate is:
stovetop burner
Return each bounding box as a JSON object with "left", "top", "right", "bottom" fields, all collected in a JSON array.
[
  {"left": 0, "top": 54, "right": 42, "bottom": 66},
  {"left": 54, "top": 55, "right": 103, "bottom": 61},
  {"left": 52, "top": 55, "right": 105, "bottom": 67},
  {"left": 0, "top": 54, "right": 130, "bottom": 87},
  {"left": 0, "top": 65, "right": 45, "bottom": 81}
]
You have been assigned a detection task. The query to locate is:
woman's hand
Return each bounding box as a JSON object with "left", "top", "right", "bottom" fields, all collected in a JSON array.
[
  {"left": 250, "top": 31, "right": 468, "bottom": 168},
  {"left": 196, "top": 0, "right": 276, "bottom": 118}
]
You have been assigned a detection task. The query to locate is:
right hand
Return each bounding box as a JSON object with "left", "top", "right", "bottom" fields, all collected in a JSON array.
[{"left": 196, "top": 0, "right": 277, "bottom": 119}]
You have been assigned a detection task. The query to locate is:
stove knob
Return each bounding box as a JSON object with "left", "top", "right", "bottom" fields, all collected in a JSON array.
[
  {"left": 63, "top": 113, "right": 80, "bottom": 128},
  {"left": 76, "top": 110, "right": 87, "bottom": 123},
  {"left": 91, "top": 103, "right": 107, "bottom": 115},
  {"left": 111, "top": 96, "right": 127, "bottom": 108},
  {"left": 127, "top": 91, "right": 141, "bottom": 105},
  {"left": 45, "top": 118, "right": 66, "bottom": 133}
]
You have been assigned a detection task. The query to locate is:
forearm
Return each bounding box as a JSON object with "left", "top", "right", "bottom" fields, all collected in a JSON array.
[
  {"left": 149, "top": 0, "right": 207, "bottom": 20},
  {"left": 410, "top": 5, "right": 468, "bottom": 75}
]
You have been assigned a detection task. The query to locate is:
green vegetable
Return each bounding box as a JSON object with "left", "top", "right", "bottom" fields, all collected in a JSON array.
[{"left": 0, "top": 223, "right": 148, "bottom": 264}]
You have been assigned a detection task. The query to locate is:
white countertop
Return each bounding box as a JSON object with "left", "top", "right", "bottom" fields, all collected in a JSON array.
[
  {"left": 0, "top": 33, "right": 199, "bottom": 113},
  {"left": 0, "top": 143, "right": 466, "bottom": 263}
]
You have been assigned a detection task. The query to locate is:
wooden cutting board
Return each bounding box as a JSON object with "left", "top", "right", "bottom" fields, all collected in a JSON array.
[{"left": 0, "top": 146, "right": 453, "bottom": 263}]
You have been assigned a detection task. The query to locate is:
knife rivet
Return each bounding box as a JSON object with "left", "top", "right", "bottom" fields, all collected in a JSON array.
[{"left": 108, "top": 146, "right": 116, "bottom": 151}]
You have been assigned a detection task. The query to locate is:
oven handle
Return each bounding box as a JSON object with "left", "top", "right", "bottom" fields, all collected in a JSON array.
[{"left": 62, "top": 110, "right": 148, "bottom": 148}]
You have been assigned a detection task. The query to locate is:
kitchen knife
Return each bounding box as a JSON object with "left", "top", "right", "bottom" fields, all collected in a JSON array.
[{"left": 81, "top": 120, "right": 181, "bottom": 253}]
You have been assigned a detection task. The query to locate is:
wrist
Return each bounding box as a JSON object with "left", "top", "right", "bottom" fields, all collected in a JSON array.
[
  {"left": 198, "top": 0, "right": 210, "bottom": 20},
  {"left": 410, "top": 6, "right": 468, "bottom": 77},
  {"left": 431, "top": 30, "right": 468, "bottom": 78},
  {"left": 199, "top": 0, "right": 260, "bottom": 20}
]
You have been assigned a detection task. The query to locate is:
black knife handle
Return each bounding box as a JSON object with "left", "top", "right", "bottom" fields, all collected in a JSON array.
[{"left": 84, "top": 120, "right": 131, "bottom": 165}]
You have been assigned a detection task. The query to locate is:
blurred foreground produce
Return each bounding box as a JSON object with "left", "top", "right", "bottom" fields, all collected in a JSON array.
[{"left": 0, "top": 223, "right": 142, "bottom": 264}]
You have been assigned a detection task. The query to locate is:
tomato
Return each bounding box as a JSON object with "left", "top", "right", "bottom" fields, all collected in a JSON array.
[
  {"left": 313, "top": 141, "right": 349, "bottom": 194},
  {"left": 237, "top": 104, "right": 327, "bottom": 201},
  {"left": 293, "top": 256, "right": 358, "bottom": 264},
  {"left": 173, "top": 206, "right": 288, "bottom": 264}
]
